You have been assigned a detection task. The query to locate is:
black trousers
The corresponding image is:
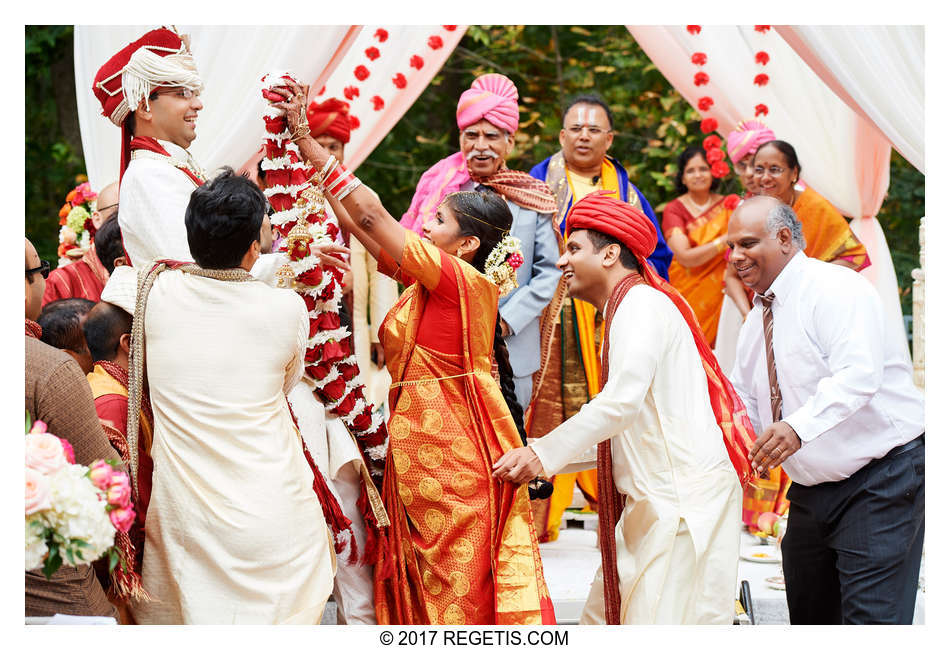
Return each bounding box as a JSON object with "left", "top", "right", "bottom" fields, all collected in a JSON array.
[{"left": 781, "top": 438, "right": 924, "bottom": 624}]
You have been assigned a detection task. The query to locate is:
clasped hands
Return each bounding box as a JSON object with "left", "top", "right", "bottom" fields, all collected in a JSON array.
[
  {"left": 748, "top": 421, "right": 802, "bottom": 475},
  {"left": 492, "top": 447, "right": 544, "bottom": 484}
]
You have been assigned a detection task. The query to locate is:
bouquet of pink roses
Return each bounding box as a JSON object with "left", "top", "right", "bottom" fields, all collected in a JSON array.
[{"left": 25, "top": 417, "right": 135, "bottom": 579}]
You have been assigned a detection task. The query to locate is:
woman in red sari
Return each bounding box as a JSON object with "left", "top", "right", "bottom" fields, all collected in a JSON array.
[
  {"left": 662, "top": 146, "right": 734, "bottom": 347},
  {"left": 271, "top": 80, "right": 553, "bottom": 626}
]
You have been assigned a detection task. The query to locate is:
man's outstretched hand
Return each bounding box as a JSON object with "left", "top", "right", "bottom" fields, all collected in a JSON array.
[{"left": 492, "top": 447, "right": 543, "bottom": 484}]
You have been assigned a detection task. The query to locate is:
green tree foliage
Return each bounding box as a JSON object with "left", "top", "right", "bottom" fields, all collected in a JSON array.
[
  {"left": 25, "top": 25, "right": 923, "bottom": 314},
  {"left": 26, "top": 25, "right": 87, "bottom": 262}
]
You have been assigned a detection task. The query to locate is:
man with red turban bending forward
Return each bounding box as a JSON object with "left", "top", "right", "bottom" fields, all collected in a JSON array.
[{"left": 494, "top": 192, "right": 754, "bottom": 624}]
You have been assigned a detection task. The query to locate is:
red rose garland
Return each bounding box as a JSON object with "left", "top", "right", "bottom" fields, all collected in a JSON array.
[
  {"left": 688, "top": 26, "right": 729, "bottom": 178},
  {"left": 753, "top": 27, "right": 771, "bottom": 117},
  {"left": 260, "top": 74, "right": 393, "bottom": 566}
]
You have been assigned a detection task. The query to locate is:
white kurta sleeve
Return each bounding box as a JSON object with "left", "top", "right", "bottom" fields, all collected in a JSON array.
[
  {"left": 530, "top": 288, "right": 667, "bottom": 476},
  {"left": 283, "top": 297, "right": 309, "bottom": 395}
]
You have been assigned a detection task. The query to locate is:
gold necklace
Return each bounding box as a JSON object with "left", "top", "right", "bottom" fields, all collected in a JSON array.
[{"left": 684, "top": 193, "right": 712, "bottom": 214}]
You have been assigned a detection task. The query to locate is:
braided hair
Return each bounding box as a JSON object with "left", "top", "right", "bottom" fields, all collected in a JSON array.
[{"left": 445, "top": 190, "right": 527, "bottom": 444}]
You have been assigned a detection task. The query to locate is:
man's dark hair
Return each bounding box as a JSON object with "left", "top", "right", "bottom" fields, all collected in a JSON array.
[
  {"left": 562, "top": 93, "right": 614, "bottom": 130},
  {"left": 94, "top": 214, "right": 125, "bottom": 275},
  {"left": 38, "top": 298, "right": 95, "bottom": 354},
  {"left": 585, "top": 229, "right": 642, "bottom": 273},
  {"left": 185, "top": 168, "right": 266, "bottom": 269},
  {"left": 83, "top": 302, "right": 133, "bottom": 363}
]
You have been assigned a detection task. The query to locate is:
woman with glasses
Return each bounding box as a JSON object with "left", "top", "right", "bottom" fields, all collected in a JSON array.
[
  {"left": 662, "top": 146, "right": 731, "bottom": 346},
  {"left": 752, "top": 140, "right": 870, "bottom": 271}
]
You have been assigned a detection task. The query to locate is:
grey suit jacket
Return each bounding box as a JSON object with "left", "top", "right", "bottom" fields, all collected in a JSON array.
[{"left": 498, "top": 200, "right": 561, "bottom": 379}]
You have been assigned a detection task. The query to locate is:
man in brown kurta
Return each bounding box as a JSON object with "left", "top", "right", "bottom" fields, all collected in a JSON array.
[{"left": 25, "top": 237, "right": 121, "bottom": 619}]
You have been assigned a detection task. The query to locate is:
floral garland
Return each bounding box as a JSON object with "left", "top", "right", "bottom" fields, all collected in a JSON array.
[
  {"left": 57, "top": 181, "right": 97, "bottom": 266},
  {"left": 259, "top": 72, "right": 388, "bottom": 481},
  {"left": 483, "top": 234, "right": 524, "bottom": 298}
]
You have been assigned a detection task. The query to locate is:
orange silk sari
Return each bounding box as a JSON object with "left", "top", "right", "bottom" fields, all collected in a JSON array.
[
  {"left": 664, "top": 196, "right": 732, "bottom": 346},
  {"left": 795, "top": 186, "right": 870, "bottom": 269},
  {"left": 374, "top": 232, "right": 554, "bottom": 625}
]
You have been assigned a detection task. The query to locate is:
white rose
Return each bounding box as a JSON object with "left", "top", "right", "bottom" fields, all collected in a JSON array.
[
  {"left": 25, "top": 516, "right": 49, "bottom": 571},
  {"left": 45, "top": 465, "right": 115, "bottom": 565},
  {"left": 25, "top": 433, "right": 67, "bottom": 475}
]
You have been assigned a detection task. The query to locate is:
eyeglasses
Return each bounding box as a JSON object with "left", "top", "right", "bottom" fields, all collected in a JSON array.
[
  {"left": 566, "top": 125, "right": 609, "bottom": 136},
  {"left": 149, "top": 87, "right": 200, "bottom": 100},
  {"left": 26, "top": 260, "right": 50, "bottom": 280},
  {"left": 735, "top": 161, "right": 752, "bottom": 174},
  {"left": 95, "top": 202, "right": 118, "bottom": 213},
  {"left": 753, "top": 165, "right": 787, "bottom": 177}
]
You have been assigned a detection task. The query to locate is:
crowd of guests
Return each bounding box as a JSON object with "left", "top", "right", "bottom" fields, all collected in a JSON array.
[{"left": 25, "top": 26, "right": 923, "bottom": 625}]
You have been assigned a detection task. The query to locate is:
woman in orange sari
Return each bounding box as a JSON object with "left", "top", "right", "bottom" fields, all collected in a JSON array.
[
  {"left": 662, "top": 146, "right": 734, "bottom": 347},
  {"left": 270, "top": 82, "right": 554, "bottom": 624}
]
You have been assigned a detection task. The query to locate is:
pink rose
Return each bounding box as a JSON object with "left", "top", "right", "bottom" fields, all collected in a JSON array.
[
  {"left": 25, "top": 433, "right": 67, "bottom": 474},
  {"left": 88, "top": 460, "right": 114, "bottom": 491},
  {"left": 25, "top": 468, "right": 51, "bottom": 515},
  {"left": 29, "top": 420, "right": 48, "bottom": 435},
  {"left": 106, "top": 473, "right": 132, "bottom": 507},
  {"left": 109, "top": 505, "right": 136, "bottom": 533},
  {"left": 60, "top": 439, "right": 75, "bottom": 464}
]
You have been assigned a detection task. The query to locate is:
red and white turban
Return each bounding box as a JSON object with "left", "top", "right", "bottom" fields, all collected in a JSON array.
[
  {"left": 456, "top": 73, "right": 519, "bottom": 133},
  {"left": 726, "top": 119, "right": 776, "bottom": 164},
  {"left": 307, "top": 98, "right": 352, "bottom": 144},
  {"left": 565, "top": 191, "right": 658, "bottom": 260},
  {"left": 92, "top": 27, "right": 203, "bottom": 127}
]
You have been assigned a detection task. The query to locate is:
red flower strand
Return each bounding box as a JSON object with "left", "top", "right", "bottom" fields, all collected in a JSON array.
[
  {"left": 409, "top": 55, "right": 424, "bottom": 70},
  {"left": 392, "top": 73, "right": 407, "bottom": 89},
  {"left": 443, "top": 25, "right": 457, "bottom": 31},
  {"left": 428, "top": 35, "right": 443, "bottom": 50},
  {"left": 687, "top": 25, "right": 702, "bottom": 35},
  {"left": 755, "top": 51, "right": 770, "bottom": 65},
  {"left": 755, "top": 25, "right": 771, "bottom": 33},
  {"left": 693, "top": 71, "right": 709, "bottom": 86},
  {"left": 753, "top": 73, "right": 770, "bottom": 87},
  {"left": 371, "top": 95, "right": 385, "bottom": 111},
  {"left": 697, "top": 96, "right": 714, "bottom": 111},
  {"left": 755, "top": 103, "right": 769, "bottom": 117},
  {"left": 354, "top": 65, "right": 370, "bottom": 81},
  {"left": 700, "top": 117, "right": 718, "bottom": 134},
  {"left": 710, "top": 160, "right": 730, "bottom": 178},
  {"left": 374, "top": 28, "right": 388, "bottom": 42},
  {"left": 691, "top": 52, "right": 707, "bottom": 66},
  {"left": 342, "top": 85, "right": 359, "bottom": 101},
  {"left": 364, "top": 46, "right": 380, "bottom": 61}
]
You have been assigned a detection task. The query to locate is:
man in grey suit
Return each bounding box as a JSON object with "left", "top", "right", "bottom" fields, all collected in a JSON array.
[{"left": 400, "top": 72, "right": 561, "bottom": 413}]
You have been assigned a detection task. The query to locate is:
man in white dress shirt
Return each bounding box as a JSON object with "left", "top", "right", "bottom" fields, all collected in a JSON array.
[
  {"left": 727, "top": 196, "right": 924, "bottom": 624},
  {"left": 493, "top": 192, "right": 749, "bottom": 624}
]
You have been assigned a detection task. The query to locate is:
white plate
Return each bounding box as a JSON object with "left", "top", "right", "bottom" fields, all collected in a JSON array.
[
  {"left": 740, "top": 548, "right": 781, "bottom": 563},
  {"left": 764, "top": 575, "right": 786, "bottom": 590}
]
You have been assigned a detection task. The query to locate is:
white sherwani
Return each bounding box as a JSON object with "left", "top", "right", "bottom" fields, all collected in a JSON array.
[
  {"left": 530, "top": 284, "right": 741, "bottom": 624},
  {"left": 131, "top": 271, "right": 334, "bottom": 623}
]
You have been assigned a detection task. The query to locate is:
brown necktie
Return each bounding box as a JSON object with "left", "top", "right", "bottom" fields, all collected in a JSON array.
[{"left": 761, "top": 292, "right": 783, "bottom": 422}]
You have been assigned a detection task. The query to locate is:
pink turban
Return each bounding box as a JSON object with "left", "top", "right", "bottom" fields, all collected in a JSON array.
[
  {"left": 726, "top": 120, "right": 776, "bottom": 163},
  {"left": 456, "top": 73, "right": 519, "bottom": 133}
]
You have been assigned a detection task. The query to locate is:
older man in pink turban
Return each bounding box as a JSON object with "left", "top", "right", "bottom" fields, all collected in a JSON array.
[
  {"left": 726, "top": 119, "right": 776, "bottom": 195},
  {"left": 401, "top": 73, "right": 561, "bottom": 420}
]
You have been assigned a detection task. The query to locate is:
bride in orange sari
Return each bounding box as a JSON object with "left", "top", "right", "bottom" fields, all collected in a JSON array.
[
  {"left": 270, "top": 79, "right": 553, "bottom": 626},
  {"left": 662, "top": 146, "right": 734, "bottom": 347}
]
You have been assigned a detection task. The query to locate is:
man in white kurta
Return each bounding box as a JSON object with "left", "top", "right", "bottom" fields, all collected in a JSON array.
[
  {"left": 129, "top": 171, "right": 334, "bottom": 624},
  {"left": 494, "top": 193, "right": 742, "bottom": 624}
]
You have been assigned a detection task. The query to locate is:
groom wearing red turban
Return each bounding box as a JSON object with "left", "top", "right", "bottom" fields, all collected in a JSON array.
[{"left": 494, "top": 192, "right": 755, "bottom": 624}]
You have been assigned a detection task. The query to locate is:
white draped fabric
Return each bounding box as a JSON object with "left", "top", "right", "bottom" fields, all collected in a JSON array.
[
  {"left": 776, "top": 25, "right": 924, "bottom": 173},
  {"left": 628, "top": 25, "right": 908, "bottom": 360},
  {"left": 74, "top": 25, "right": 357, "bottom": 190},
  {"left": 318, "top": 25, "right": 467, "bottom": 170}
]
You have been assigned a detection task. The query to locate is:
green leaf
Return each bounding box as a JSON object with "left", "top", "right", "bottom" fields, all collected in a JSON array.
[
  {"left": 43, "top": 546, "right": 62, "bottom": 579},
  {"left": 108, "top": 549, "right": 119, "bottom": 573}
]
